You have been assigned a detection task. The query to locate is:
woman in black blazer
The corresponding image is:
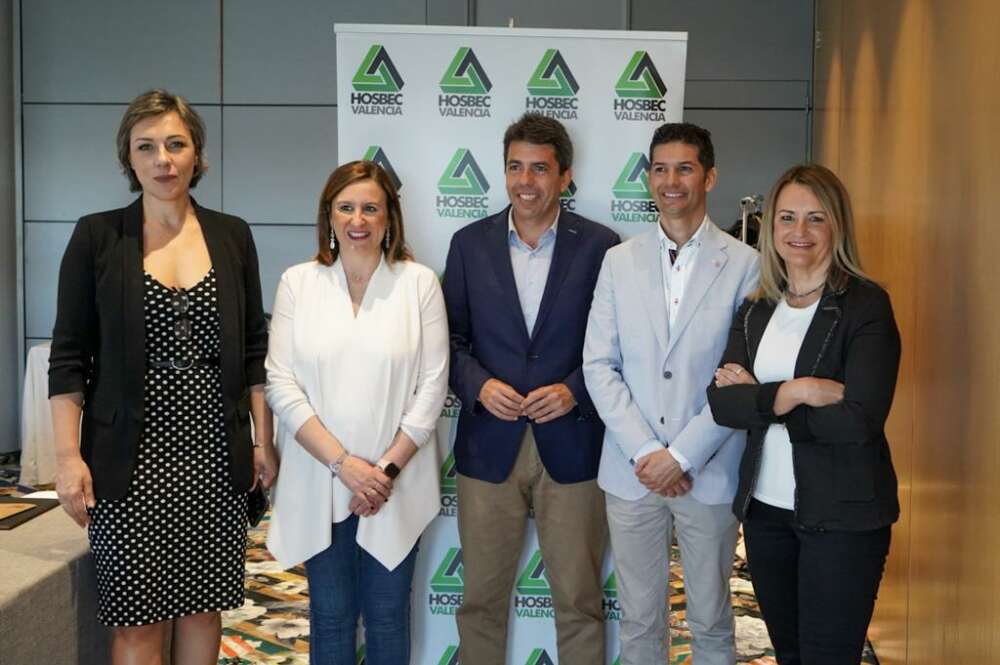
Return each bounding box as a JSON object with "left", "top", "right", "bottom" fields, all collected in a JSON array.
[
  {"left": 49, "top": 89, "right": 277, "bottom": 664},
  {"left": 707, "top": 164, "right": 900, "bottom": 665}
]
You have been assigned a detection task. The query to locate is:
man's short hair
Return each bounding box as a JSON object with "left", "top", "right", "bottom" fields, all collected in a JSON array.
[
  {"left": 648, "top": 122, "right": 715, "bottom": 171},
  {"left": 503, "top": 113, "right": 573, "bottom": 173}
]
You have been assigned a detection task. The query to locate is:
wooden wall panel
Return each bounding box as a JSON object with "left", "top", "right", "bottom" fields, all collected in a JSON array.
[{"left": 815, "top": 2, "right": 1000, "bottom": 664}]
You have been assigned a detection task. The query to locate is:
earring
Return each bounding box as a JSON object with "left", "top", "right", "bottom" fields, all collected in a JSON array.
[
  {"left": 383, "top": 229, "right": 391, "bottom": 250},
  {"left": 329, "top": 231, "right": 337, "bottom": 251}
]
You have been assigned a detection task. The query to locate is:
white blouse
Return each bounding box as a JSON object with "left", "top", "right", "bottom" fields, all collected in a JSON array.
[
  {"left": 752, "top": 297, "right": 819, "bottom": 510},
  {"left": 264, "top": 257, "right": 449, "bottom": 570}
]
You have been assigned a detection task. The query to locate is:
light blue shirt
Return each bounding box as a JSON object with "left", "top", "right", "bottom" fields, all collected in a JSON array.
[{"left": 508, "top": 210, "right": 559, "bottom": 337}]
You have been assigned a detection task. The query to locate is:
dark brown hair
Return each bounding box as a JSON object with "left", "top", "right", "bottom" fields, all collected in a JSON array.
[
  {"left": 315, "top": 161, "right": 412, "bottom": 266},
  {"left": 503, "top": 113, "right": 573, "bottom": 173}
]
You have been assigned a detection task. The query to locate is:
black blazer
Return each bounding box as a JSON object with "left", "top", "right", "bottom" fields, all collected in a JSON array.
[
  {"left": 442, "top": 207, "right": 620, "bottom": 484},
  {"left": 707, "top": 276, "right": 901, "bottom": 531},
  {"left": 49, "top": 197, "right": 268, "bottom": 500}
]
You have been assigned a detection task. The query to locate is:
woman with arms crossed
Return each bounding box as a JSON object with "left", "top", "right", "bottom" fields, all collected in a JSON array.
[
  {"left": 50, "top": 89, "right": 277, "bottom": 664},
  {"left": 265, "top": 161, "right": 448, "bottom": 665},
  {"left": 708, "top": 164, "right": 900, "bottom": 665}
]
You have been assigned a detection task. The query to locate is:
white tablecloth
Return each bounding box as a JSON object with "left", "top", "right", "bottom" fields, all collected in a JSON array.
[{"left": 19, "top": 343, "right": 55, "bottom": 487}]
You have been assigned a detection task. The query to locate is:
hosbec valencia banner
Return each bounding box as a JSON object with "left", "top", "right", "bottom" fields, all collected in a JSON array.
[{"left": 336, "top": 23, "right": 687, "bottom": 664}]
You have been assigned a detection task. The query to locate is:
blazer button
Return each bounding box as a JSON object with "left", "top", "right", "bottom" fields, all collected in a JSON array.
[
  {"left": 659, "top": 416, "right": 665, "bottom": 424},
  {"left": 663, "top": 370, "right": 673, "bottom": 379},
  {"left": 527, "top": 353, "right": 540, "bottom": 361}
]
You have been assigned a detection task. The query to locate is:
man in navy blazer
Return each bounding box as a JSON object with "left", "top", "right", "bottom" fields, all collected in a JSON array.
[{"left": 443, "top": 113, "right": 619, "bottom": 665}]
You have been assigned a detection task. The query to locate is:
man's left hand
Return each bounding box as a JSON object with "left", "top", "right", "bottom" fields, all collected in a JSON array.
[
  {"left": 634, "top": 449, "right": 686, "bottom": 495},
  {"left": 522, "top": 383, "right": 577, "bottom": 423}
]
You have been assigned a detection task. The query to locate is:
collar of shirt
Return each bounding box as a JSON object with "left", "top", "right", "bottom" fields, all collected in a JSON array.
[
  {"left": 508, "top": 208, "right": 559, "bottom": 252},
  {"left": 658, "top": 215, "right": 709, "bottom": 262}
]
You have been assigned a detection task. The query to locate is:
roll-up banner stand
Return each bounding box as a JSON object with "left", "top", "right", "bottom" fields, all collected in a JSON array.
[{"left": 336, "top": 24, "right": 687, "bottom": 664}]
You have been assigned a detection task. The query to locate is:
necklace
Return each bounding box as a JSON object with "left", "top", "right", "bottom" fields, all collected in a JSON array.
[{"left": 784, "top": 281, "right": 825, "bottom": 299}]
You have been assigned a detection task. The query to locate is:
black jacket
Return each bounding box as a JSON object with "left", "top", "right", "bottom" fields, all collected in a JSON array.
[
  {"left": 49, "top": 197, "right": 268, "bottom": 500},
  {"left": 707, "top": 276, "right": 901, "bottom": 531}
]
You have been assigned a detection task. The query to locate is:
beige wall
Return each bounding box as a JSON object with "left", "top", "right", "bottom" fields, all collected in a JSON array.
[{"left": 814, "top": 2, "right": 1000, "bottom": 664}]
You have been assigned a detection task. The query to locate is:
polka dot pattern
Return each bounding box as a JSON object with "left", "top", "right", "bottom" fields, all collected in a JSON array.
[{"left": 87, "top": 268, "right": 248, "bottom": 627}]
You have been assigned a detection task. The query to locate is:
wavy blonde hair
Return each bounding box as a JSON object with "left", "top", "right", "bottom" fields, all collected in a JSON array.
[{"left": 753, "top": 164, "right": 870, "bottom": 302}]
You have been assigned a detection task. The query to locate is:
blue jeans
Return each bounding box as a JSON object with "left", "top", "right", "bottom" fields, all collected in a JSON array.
[{"left": 304, "top": 515, "right": 418, "bottom": 665}]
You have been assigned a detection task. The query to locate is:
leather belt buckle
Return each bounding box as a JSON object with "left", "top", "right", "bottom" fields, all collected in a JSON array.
[{"left": 170, "top": 357, "right": 194, "bottom": 370}]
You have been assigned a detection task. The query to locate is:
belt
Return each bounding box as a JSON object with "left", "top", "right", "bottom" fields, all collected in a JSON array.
[{"left": 147, "top": 357, "right": 220, "bottom": 370}]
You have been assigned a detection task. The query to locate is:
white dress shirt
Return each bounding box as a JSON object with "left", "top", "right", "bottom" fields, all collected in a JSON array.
[
  {"left": 632, "top": 217, "right": 711, "bottom": 470},
  {"left": 265, "top": 257, "right": 449, "bottom": 570},
  {"left": 751, "top": 297, "right": 819, "bottom": 509}
]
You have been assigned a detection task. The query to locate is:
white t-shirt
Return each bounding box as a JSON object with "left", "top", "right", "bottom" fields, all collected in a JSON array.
[{"left": 751, "top": 297, "right": 820, "bottom": 509}]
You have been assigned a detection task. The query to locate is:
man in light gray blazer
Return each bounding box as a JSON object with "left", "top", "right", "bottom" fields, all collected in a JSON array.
[{"left": 583, "top": 123, "right": 759, "bottom": 665}]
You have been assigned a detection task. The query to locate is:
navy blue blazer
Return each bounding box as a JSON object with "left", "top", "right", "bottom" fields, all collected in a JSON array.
[{"left": 442, "top": 207, "right": 620, "bottom": 484}]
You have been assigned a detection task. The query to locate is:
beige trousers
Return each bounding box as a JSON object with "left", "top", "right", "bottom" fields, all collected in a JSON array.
[{"left": 456, "top": 426, "right": 608, "bottom": 665}]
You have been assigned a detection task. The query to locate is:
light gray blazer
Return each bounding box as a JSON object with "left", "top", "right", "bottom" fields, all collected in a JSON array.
[{"left": 583, "top": 220, "right": 760, "bottom": 504}]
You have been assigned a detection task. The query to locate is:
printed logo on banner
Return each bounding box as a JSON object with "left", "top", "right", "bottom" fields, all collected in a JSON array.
[
  {"left": 524, "top": 648, "right": 557, "bottom": 665},
  {"left": 439, "top": 47, "right": 493, "bottom": 118},
  {"left": 603, "top": 571, "right": 621, "bottom": 620},
  {"left": 350, "top": 45, "right": 404, "bottom": 116},
  {"left": 356, "top": 644, "right": 365, "bottom": 664},
  {"left": 428, "top": 547, "right": 464, "bottom": 614},
  {"left": 611, "top": 153, "right": 659, "bottom": 223},
  {"left": 514, "top": 551, "right": 554, "bottom": 618},
  {"left": 525, "top": 49, "right": 580, "bottom": 120},
  {"left": 560, "top": 180, "right": 578, "bottom": 212},
  {"left": 362, "top": 146, "right": 402, "bottom": 191},
  {"left": 436, "top": 646, "right": 460, "bottom": 665},
  {"left": 436, "top": 149, "right": 490, "bottom": 220},
  {"left": 613, "top": 51, "right": 668, "bottom": 122},
  {"left": 439, "top": 451, "right": 458, "bottom": 516}
]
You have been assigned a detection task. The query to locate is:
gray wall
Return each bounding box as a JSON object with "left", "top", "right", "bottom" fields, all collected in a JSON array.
[{"left": 13, "top": 0, "right": 813, "bottom": 440}]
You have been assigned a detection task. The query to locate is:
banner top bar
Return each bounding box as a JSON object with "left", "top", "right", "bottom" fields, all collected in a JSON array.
[{"left": 334, "top": 23, "right": 687, "bottom": 42}]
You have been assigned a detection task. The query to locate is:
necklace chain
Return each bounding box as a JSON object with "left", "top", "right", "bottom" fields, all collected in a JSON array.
[{"left": 784, "top": 281, "right": 824, "bottom": 299}]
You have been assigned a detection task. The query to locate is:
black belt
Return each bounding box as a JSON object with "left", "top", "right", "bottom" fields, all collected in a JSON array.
[{"left": 148, "top": 357, "right": 220, "bottom": 370}]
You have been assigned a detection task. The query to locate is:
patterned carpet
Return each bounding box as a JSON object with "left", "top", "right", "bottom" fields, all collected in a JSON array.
[{"left": 219, "top": 513, "right": 879, "bottom": 665}]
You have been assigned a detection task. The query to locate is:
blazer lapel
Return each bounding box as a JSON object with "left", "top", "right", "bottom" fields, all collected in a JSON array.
[
  {"left": 122, "top": 197, "right": 145, "bottom": 419},
  {"left": 530, "top": 214, "right": 580, "bottom": 339},
  {"left": 484, "top": 208, "right": 530, "bottom": 342},
  {"left": 631, "top": 229, "right": 669, "bottom": 354},
  {"left": 794, "top": 291, "right": 843, "bottom": 377},
  {"left": 195, "top": 201, "right": 240, "bottom": 397},
  {"left": 665, "top": 222, "right": 728, "bottom": 359}
]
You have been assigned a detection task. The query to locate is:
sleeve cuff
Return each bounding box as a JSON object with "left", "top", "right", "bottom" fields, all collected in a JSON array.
[
  {"left": 399, "top": 422, "right": 433, "bottom": 448},
  {"left": 630, "top": 439, "right": 665, "bottom": 466},
  {"left": 668, "top": 448, "right": 692, "bottom": 473},
  {"left": 756, "top": 381, "right": 785, "bottom": 423}
]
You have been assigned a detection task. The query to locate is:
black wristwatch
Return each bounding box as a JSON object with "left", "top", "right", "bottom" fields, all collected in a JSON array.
[{"left": 377, "top": 459, "right": 401, "bottom": 479}]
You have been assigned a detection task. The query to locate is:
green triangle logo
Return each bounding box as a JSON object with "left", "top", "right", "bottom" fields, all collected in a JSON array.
[
  {"left": 362, "top": 145, "right": 402, "bottom": 192},
  {"left": 515, "top": 550, "right": 551, "bottom": 596},
  {"left": 352, "top": 44, "right": 404, "bottom": 92},
  {"left": 430, "top": 547, "right": 464, "bottom": 593},
  {"left": 440, "top": 452, "right": 458, "bottom": 496},
  {"left": 524, "top": 648, "right": 557, "bottom": 665},
  {"left": 437, "top": 645, "right": 460, "bottom": 665},
  {"left": 440, "top": 47, "right": 493, "bottom": 95},
  {"left": 615, "top": 51, "right": 667, "bottom": 99},
  {"left": 438, "top": 149, "right": 490, "bottom": 196},
  {"left": 612, "top": 153, "right": 652, "bottom": 200},
  {"left": 611, "top": 656, "right": 621, "bottom": 665},
  {"left": 560, "top": 180, "right": 578, "bottom": 199},
  {"left": 603, "top": 571, "right": 617, "bottom": 598},
  {"left": 356, "top": 643, "right": 366, "bottom": 664},
  {"left": 527, "top": 49, "right": 579, "bottom": 97}
]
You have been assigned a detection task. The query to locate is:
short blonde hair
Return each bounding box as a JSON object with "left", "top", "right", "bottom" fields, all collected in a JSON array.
[
  {"left": 754, "top": 164, "right": 870, "bottom": 302},
  {"left": 116, "top": 89, "right": 207, "bottom": 192}
]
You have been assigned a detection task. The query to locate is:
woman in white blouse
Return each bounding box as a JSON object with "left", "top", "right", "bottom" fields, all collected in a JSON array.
[{"left": 265, "top": 161, "right": 449, "bottom": 665}]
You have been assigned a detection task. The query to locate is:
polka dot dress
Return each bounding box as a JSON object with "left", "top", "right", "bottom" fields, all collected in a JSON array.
[{"left": 87, "top": 268, "right": 248, "bottom": 627}]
